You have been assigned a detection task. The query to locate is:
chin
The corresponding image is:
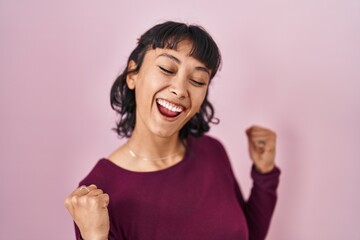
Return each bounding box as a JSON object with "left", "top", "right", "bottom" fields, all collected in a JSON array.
[
  {"left": 152, "top": 128, "right": 179, "bottom": 139},
  {"left": 148, "top": 122, "right": 184, "bottom": 139}
]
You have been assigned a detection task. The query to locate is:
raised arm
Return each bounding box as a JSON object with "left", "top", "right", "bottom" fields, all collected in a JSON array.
[{"left": 242, "top": 125, "right": 280, "bottom": 240}]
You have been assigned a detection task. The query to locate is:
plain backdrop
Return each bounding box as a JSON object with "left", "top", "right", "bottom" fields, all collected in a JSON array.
[{"left": 1, "top": 0, "right": 359, "bottom": 239}]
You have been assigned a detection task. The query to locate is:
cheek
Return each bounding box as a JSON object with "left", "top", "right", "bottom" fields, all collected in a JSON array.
[
  {"left": 138, "top": 72, "right": 168, "bottom": 90},
  {"left": 134, "top": 78, "right": 167, "bottom": 108},
  {"left": 192, "top": 89, "right": 208, "bottom": 110}
]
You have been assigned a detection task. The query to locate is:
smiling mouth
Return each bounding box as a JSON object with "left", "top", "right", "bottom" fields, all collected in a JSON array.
[{"left": 156, "top": 98, "right": 185, "bottom": 118}]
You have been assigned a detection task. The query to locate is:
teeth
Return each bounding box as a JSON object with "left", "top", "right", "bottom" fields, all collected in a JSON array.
[{"left": 157, "top": 99, "right": 184, "bottom": 112}]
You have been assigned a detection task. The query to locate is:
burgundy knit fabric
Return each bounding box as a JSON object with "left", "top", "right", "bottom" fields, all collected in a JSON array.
[{"left": 75, "top": 135, "right": 280, "bottom": 240}]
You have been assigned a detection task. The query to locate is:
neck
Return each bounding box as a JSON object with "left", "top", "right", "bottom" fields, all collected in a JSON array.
[{"left": 127, "top": 128, "right": 185, "bottom": 160}]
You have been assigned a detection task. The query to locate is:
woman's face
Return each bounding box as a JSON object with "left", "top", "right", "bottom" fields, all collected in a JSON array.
[{"left": 127, "top": 40, "right": 211, "bottom": 139}]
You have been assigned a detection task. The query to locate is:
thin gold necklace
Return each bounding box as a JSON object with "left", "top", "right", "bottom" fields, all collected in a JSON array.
[{"left": 127, "top": 146, "right": 183, "bottom": 162}]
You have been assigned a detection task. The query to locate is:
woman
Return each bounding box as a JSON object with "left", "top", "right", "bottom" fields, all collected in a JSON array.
[{"left": 65, "top": 21, "right": 280, "bottom": 240}]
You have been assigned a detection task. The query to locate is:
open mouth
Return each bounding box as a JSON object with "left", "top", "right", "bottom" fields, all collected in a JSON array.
[{"left": 156, "top": 98, "right": 185, "bottom": 118}]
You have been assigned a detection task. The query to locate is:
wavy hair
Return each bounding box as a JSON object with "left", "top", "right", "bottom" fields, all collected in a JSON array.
[{"left": 110, "top": 21, "right": 221, "bottom": 139}]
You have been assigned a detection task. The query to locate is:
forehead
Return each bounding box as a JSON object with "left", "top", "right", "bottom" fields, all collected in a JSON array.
[
  {"left": 150, "top": 41, "right": 208, "bottom": 67},
  {"left": 139, "top": 26, "right": 221, "bottom": 80}
]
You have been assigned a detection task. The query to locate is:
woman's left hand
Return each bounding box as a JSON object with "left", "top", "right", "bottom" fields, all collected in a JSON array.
[{"left": 246, "top": 125, "right": 277, "bottom": 173}]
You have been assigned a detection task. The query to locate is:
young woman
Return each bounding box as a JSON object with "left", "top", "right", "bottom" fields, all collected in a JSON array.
[{"left": 65, "top": 21, "right": 280, "bottom": 240}]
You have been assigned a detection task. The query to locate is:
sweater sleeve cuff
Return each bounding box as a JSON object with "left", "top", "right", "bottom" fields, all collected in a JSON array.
[{"left": 251, "top": 165, "right": 281, "bottom": 191}]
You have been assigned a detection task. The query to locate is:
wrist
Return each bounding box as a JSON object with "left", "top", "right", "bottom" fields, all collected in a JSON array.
[
  {"left": 81, "top": 232, "right": 108, "bottom": 240},
  {"left": 81, "top": 237, "right": 108, "bottom": 240},
  {"left": 254, "top": 163, "right": 275, "bottom": 174}
]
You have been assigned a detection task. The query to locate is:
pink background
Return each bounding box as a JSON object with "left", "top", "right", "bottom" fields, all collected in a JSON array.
[{"left": 1, "top": 1, "right": 359, "bottom": 239}]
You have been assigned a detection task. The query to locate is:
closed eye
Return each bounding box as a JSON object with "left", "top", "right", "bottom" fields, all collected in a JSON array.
[
  {"left": 159, "top": 66, "right": 174, "bottom": 74},
  {"left": 190, "top": 79, "right": 206, "bottom": 87}
]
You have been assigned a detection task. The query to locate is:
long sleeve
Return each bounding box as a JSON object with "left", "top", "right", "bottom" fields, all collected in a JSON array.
[
  {"left": 240, "top": 166, "right": 281, "bottom": 240},
  {"left": 74, "top": 223, "right": 82, "bottom": 240},
  {"left": 212, "top": 136, "right": 281, "bottom": 240}
]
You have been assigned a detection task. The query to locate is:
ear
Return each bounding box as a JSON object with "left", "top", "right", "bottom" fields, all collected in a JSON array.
[{"left": 126, "top": 60, "right": 138, "bottom": 90}]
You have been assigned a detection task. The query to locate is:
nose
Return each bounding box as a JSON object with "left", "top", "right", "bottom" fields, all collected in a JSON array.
[{"left": 169, "top": 76, "right": 188, "bottom": 99}]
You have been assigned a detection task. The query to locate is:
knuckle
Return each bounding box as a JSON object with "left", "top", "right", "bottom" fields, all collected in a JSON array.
[
  {"left": 64, "top": 197, "right": 71, "bottom": 207},
  {"left": 102, "top": 194, "right": 110, "bottom": 207},
  {"left": 79, "top": 195, "right": 90, "bottom": 205},
  {"left": 88, "top": 196, "right": 99, "bottom": 206},
  {"left": 103, "top": 193, "right": 110, "bottom": 201},
  {"left": 70, "top": 195, "right": 79, "bottom": 204}
]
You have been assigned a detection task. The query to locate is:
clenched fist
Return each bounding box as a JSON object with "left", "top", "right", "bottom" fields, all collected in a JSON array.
[
  {"left": 246, "top": 125, "right": 277, "bottom": 173},
  {"left": 64, "top": 184, "right": 110, "bottom": 240}
]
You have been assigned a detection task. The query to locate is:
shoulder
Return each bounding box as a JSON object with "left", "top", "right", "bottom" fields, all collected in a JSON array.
[
  {"left": 188, "top": 134, "right": 236, "bottom": 178},
  {"left": 188, "top": 134, "right": 226, "bottom": 152},
  {"left": 187, "top": 134, "right": 229, "bottom": 161},
  {"left": 188, "top": 134, "right": 223, "bottom": 146},
  {"left": 78, "top": 159, "right": 114, "bottom": 187}
]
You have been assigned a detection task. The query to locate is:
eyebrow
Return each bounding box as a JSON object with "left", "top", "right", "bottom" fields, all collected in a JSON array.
[{"left": 157, "top": 53, "right": 211, "bottom": 76}]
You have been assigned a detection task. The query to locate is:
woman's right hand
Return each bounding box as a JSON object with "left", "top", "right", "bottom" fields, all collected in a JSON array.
[{"left": 64, "top": 184, "right": 110, "bottom": 240}]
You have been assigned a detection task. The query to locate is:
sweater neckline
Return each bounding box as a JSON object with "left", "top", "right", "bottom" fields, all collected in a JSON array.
[{"left": 100, "top": 137, "right": 194, "bottom": 175}]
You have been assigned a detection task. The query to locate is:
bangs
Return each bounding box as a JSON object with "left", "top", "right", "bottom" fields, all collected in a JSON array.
[{"left": 138, "top": 22, "right": 221, "bottom": 79}]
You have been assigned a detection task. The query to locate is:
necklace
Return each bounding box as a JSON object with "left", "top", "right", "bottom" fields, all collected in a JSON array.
[{"left": 127, "top": 146, "right": 184, "bottom": 162}]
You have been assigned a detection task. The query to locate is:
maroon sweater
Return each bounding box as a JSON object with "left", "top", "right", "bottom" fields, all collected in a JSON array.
[{"left": 76, "top": 135, "right": 280, "bottom": 240}]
